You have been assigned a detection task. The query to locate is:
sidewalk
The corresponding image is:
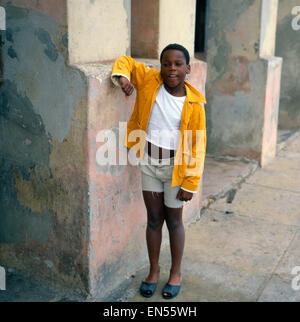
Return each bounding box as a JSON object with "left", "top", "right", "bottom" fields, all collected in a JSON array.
[
  {"left": 116, "top": 130, "right": 300, "bottom": 302},
  {"left": 1, "top": 130, "right": 299, "bottom": 302}
]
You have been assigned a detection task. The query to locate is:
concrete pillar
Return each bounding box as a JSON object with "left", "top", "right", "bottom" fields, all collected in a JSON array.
[
  {"left": 131, "top": 0, "right": 196, "bottom": 59},
  {"left": 68, "top": 0, "right": 131, "bottom": 64},
  {"left": 206, "top": 0, "right": 282, "bottom": 166},
  {"left": 276, "top": 0, "right": 300, "bottom": 129}
]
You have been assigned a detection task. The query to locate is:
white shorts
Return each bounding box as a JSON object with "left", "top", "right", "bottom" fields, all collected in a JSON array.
[{"left": 138, "top": 151, "right": 184, "bottom": 208}]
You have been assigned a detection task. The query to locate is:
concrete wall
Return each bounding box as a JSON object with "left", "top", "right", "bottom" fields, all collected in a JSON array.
[
  {"left": 0, "top": 1, "right": 89, "bottom": 295},
  {"left": 68, "top": 0, "right": 131, "bottom": 64},
  {"left": 276, "top": 0, "right": 300, "bottom": 129},
  {"left": 131, "top": 0, "right": 196, "bottom": 59},
  {"left": 260, "top": 0, "right": 278, "bottom": 57},
  {"left": 206, "top": 0, "right": 282, "bottom": 166},
  {"left": 0, "top": 0, "right": 207, "bottom": 300},
  {"left": 131, "top": 0, "right": 159, "bottom": 58},
  {"left": 158, "top": 0, "right": 196, "bottom": 58}
]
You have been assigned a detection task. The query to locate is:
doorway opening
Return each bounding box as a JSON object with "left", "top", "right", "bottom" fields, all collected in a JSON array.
[{"left": 194, "top": 0, "right": 208, "bottom": 60}]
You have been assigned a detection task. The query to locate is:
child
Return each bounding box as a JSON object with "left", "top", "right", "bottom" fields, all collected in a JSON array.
[{"left": 111, "top": 44, "right": 206, "bottom": 299}]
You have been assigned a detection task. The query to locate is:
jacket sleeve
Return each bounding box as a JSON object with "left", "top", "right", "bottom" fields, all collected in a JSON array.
[
  {"left": 111, "top": 56, "right": 152, "bottom": 89},
  {"left": 180, "top": 103, "right": 206, "bottom": 193}
]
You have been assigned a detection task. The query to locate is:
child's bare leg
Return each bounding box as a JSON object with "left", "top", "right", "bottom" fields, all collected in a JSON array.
[
  {"left": 164, "top": 206, "right": 184, "bottom": 286},
  {"left": 142, "top": 191, "right": 165, "bottom": 283}
]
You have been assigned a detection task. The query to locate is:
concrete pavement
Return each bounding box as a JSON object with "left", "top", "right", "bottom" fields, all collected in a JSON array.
[{"left": 117, "top": 130, "right": 300, "bottom": 302}]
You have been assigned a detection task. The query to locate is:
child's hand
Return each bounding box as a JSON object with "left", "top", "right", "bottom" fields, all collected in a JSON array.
[
  {"left": 176, "top": 189, "right": 193, "bottom": 202},
  {"left": 119, "top": 76, "right": 134, "bottom": 97}
]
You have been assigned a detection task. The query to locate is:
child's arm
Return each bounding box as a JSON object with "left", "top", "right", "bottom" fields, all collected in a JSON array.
[
  {"left": 176, "top": 189, "right": 194, "bottom": 202},
  {"left": 119, "top": 76, "right": 134, "bottom": 97},
  {"left": 111, "top": 56, "right": 152, "bottom": 94}
]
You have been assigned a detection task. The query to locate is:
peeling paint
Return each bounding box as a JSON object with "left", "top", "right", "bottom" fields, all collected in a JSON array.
[
  {"left": 2, "top": 0, "right": 67, "bottom": 25},
  {"left": 14, "top": 168, "right": 48, "bottom": 214},
  {"left": 214, "top": 56, "right": 251, "bottom": 96},
  {"left": 276, "top": 0, "right": 300, "bottom": 128},
  {"left": 35, "top": 28, "right": 58, "bottom": 62},
  {"left": 0, "top": 4, "right": 89, "bottom": 296},
  {"left": 1, "top": 6, "right": 86, "bottom": 142},
  {"left": 5, "top": 28, "right": 13, "bottom": 42},
  {"left": 61, "top": 32, "right": 68, "bottom": 48},
  {"left": 206, "top": 0, "right": 281, "bottom": 163},
  {"left": 7, "top": 45, "right": 17, "bottom": 59}
]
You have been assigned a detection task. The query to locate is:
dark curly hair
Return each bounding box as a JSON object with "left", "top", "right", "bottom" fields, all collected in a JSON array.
[{"left": 160, "top": 43, "right": 190, "bottom": 65}]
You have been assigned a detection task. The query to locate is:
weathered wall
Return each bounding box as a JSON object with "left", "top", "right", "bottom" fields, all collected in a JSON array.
[
  {"left": 131, "top": 0, "right": 196, "bottom": 59},
  {"left": 158, "top": 0, "right": 196, "bottom": 58},
  {"left": 276, "top": 0, "right": 300, "bottom": 129},
  {"left": 68, "top": 0, "right": 131, "bottom": 64},
  {"left": 75, "top": 58, "right": 207, "bottom": 299},
  {"left": 131, "top": 0, "right": 159, "bottom": 58},
  {"left": 0, "top": 0, "right": 207, "bottom": 300},
  {"left": 206, "top": 0, "right": 282, "bottom": 165},
  {"left": 0, "top": 1, "right": 89, "bottom": 295}
]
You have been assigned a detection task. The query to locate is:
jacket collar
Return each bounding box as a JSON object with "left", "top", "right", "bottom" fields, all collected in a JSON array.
[
  {"left": 184, "top": 82, "right": 207, "bottom": 104},
  {"left": 154, "top": 71, "right": 206, "bottom": 104}
]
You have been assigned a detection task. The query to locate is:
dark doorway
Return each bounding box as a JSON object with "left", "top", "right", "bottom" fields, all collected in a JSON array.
[{"left": 194, "top": 0, "right": 207, "bottom": 59}]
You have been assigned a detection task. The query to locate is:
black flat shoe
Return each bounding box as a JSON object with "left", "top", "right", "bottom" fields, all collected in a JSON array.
[
  {"left": 162, "top": 283, "right": 181, "bottom": 299},
  {"left": 140, "top": 281, "right": 157, "bottom": 298}
]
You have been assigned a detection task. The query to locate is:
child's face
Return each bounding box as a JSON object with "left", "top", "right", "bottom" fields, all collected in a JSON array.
[{"left": 160, "top": 49, "right": 191, "bottom": 90}]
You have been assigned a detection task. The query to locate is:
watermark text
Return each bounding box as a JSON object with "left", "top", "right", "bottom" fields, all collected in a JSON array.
[
  {"left": 0, "top": 266, "right": 5, "bottom": 290},
  {"left": 292, "top": 6, "right": 300, "bottom": 31},
  {"left": 291, "top": 266, "right": 300, "bottom": 291},
  {"left": 0, "top": 7, "right": 5, "bottom": 30},
  {"left": 95, "top": 122, "right": 205, "bottom": 175}
]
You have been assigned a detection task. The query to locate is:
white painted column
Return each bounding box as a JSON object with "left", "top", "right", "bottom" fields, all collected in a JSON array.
[{"left": 67, "top": 0, "right": 131, "bottom": 64}]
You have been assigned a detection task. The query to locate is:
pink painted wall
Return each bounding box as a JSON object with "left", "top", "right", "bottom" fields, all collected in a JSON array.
[{"left": 261, "top": 57, "right": 282, "bottom": 167}]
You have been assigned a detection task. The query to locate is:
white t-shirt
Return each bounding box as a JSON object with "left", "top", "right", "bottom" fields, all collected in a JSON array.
[{"left": 146, "top": 85, "right": 186, "bottom": 150}]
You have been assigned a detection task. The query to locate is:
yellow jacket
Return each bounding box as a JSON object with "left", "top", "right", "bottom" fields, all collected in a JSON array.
[{"left": 111, "top": 56, "right": 206, "bottom": 192}]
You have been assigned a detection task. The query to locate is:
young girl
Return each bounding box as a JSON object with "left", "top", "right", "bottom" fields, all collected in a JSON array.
[{"left": 111, "top": 44, "right": 206, "bottom": 299}]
